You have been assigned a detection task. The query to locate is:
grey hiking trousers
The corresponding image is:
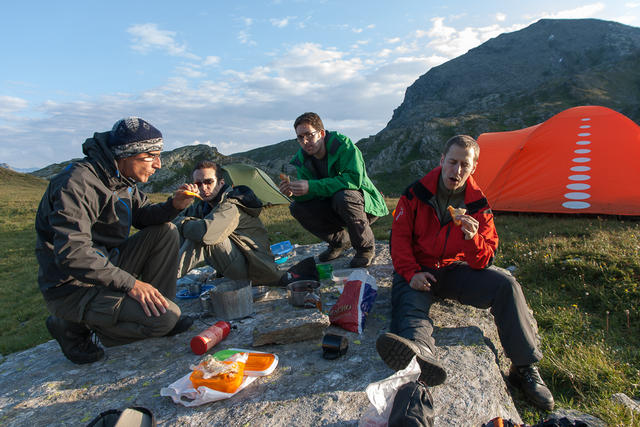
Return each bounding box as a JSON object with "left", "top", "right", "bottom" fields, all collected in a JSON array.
[
  {"left": 390, "top": 263, "right": 543, "bottom": 366},
  {"left": 177, "top": 237, "right": 284, "bottom": 285},
  {"left": 46, "top": 223, "right": 182, "bottom": 347},
  {"left": 289, "top": 189, "right": 378, "bottom": 251}
]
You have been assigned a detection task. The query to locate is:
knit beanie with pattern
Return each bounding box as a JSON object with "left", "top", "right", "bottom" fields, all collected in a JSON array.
[{"left": 108, "top": 117, "right": 163, "bottom": 159}]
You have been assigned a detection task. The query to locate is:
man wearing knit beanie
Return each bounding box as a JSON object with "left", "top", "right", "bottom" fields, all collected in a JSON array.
[{"left": 35, "top": 117, "right": 200, "bottom": 364}]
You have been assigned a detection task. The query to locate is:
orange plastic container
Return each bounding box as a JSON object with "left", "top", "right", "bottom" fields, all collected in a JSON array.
[
  {"left": 189, "top": 359, "right": 246, "bottom": 393},
  {"left": 245, "top": 353, "right": 276, "bottom": 373}
]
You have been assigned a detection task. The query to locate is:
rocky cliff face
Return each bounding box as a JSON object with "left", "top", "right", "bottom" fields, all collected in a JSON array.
[{"left": 30, "top": 19, "right": 640, "bottom": 196}]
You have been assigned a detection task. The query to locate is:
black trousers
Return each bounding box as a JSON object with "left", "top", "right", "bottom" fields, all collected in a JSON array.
[
  {"left": 289, "top": 189, "right": 378, "bottom": 251},
  {"left": 390, "top": 263, "right": 542, "bottom": 366}
]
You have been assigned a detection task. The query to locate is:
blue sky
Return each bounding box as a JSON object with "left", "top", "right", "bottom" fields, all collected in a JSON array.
[{"left": 1, "top": 1, "right": 637, "bottom": 169}]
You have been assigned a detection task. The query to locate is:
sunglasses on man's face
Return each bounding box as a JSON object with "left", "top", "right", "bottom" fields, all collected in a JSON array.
[{"left": 195, "top": 178, "right": 216, "bottom": 187}]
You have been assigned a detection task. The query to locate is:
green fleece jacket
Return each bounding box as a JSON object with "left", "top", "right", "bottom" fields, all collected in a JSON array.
[{"left": 289, "top": 131, "right": 388, "bottom": 218}]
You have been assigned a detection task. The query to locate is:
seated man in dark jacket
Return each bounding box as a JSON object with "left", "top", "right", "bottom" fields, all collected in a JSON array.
[
  {"left": 36, "top": 117, "right": 197, "bottom": 365},
  {"left": 175, "top": 161, "right": 285, "bottom": 286},
  {"left": 377, "top": 135, "right": 555, "bottom": 411},
  {"left": 278, "top": 112, "right": 388, "bottom": 268}
]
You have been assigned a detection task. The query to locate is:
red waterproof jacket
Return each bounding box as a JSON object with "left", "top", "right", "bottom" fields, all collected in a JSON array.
[{"left": 391, "top": 167, "right": 498, "bottom": 283}]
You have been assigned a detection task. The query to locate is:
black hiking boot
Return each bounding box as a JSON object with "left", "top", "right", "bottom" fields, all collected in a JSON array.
[
  {"left": 318, "top": 245, "right": 347, "bottom": 262},
  {"left": 165, "top": 315, "right": 194, "bottom": 336},
  {"left": 376, "top": 332, "right": 447, "bottom": 386},
  {"left": 46, "top": 315, "right": 104, "bottom": 364},
  {"left": 350, "top": 247, "right": 375, "bottom": 268},
  {"left": 508, "top": 364, "right": 555, "bottom": 411}
]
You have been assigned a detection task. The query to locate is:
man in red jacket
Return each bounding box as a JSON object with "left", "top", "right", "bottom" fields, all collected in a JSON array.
[{"left": 376, "top": 135, "right": 554, "bottom": 411}]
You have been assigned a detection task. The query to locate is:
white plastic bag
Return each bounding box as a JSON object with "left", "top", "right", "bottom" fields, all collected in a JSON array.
[
  {"left": 358, "top": 357, "right": 421, "bottom": 427},
  {"left": 160, "top": 372, "right": 258, "bottom": 407}
]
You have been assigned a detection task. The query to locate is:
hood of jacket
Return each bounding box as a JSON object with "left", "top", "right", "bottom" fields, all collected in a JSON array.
[{"left": 82, "top": 131, "right": 136, "bottom": 190}]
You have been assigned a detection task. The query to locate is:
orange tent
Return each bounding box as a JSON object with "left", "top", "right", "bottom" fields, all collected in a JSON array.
[{"left": 473, "top": 106, "right": 640, "bottom": 215}]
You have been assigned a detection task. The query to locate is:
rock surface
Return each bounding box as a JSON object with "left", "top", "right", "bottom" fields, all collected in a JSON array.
[
  {"left": 611, "top": 392, "right": 640, "bottom": 413},
  {"left": 252, "top": 307, "right": 330, "bottom": 346},
  {"left": 1, "top": 242, "right": 526, "bottom": 426}
]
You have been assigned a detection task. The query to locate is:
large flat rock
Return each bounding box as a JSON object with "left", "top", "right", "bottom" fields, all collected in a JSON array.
[{"left": 0, "top": 242, "right": 522, "bottom": 426}]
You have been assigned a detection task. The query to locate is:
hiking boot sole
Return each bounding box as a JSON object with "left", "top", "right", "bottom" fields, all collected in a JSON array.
[{"left": 376, "top": 333, "right": 447, "bottom": 386}]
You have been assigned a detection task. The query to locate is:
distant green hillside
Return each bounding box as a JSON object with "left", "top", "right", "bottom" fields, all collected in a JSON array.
[
  {"left": 0, "top": 167, "right": 47, "bottom": 189},
  {"left": 232, "top": 138, "right": 299, "bottom": 163},
  {"left": 230, "top": 138, "right": 300, "bottom": 177}
]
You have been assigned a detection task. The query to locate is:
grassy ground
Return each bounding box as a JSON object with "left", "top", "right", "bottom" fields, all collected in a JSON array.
[{"left": 1, "top": 169, "right": 639, "bottom": 425}]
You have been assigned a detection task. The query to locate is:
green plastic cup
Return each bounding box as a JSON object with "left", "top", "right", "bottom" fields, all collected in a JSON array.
[{"left": 316, "top": 264, "right": 333, "bottom": 281}]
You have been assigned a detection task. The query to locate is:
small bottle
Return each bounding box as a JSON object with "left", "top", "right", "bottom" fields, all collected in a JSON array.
[{"left": 190, "top": 321, "right": 231, "bottom": 355}]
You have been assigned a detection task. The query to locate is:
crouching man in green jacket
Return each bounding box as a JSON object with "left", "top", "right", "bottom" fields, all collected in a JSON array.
[
  {"left": 36, "top": 117, "right": 197, "bottom": 365},
  {"left": 278, "top": 112, "right": 388, "bottom": 268},
  {"left": 175, "top": 160, "right": 286, "bottom": 286}
]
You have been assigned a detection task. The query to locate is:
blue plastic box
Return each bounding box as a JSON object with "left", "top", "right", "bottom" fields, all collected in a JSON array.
[{"left": 271, "top": 240, "right": 294, "bottom": 264}]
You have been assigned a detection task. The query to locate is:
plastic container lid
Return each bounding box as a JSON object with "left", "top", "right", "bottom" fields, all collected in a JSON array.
[
  {"left": 270, "top": 240, "right": 293, "bottom": 256},
  {"left": 212, "top": 349, "right": 278, "bottom": 376}
]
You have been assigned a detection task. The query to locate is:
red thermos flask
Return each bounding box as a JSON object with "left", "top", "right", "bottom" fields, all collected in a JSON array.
[{"left": 190, "top": 321, "right": 231, "bottom": 355}]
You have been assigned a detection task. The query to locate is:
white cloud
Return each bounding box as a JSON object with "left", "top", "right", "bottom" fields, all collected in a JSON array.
[
  {"left": 496, "top": 13, "right": 507, "bottom": 22},
  {"left": 351, "top": 40, "right": 370, "bottom": 49},
  {"left": 415, "top": 29, "right": 431, "bottom": 39},
  {"left": 238, "top": 30, "right": 256, "bottom": 46},
  {"left": 176, "top": 66, "right": 205, "bottom": 79},
  {"left": 0, "top": 95, "right": 28, "bottom": 116},
  {"left": 238, "top": 17, "right": 256, "bottom": 46},
  {"left": 613, "top": 14, "right": 638, "bottom": 24},
  {"left": 426, "top": 17, "right": 512, "bottom": 58},
  {"left": 127, "top": 23, "right": 199, "bottom": 60},
  {"left": 535, "top": 3, "right": 605, "bottom": 19},
  {"left": 386, "top": 37, "right": 401, "bottom": 44},
  {"left": 203, "top": 56, "right": 220, "bottom": 66},
  {"left": 626, "top": 2, "right": 640, "bottom": 7},
  {"left": 271, "top": 17, "right": 292, "bottom": 28}
]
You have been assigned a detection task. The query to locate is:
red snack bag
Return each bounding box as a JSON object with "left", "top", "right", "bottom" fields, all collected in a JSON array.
[{"left": 329, "top": 270, "right": 378, "bottom": 333}]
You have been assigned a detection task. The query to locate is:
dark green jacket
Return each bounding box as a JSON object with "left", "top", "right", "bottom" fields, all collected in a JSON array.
[
  {"left": 35, "top": 132, "right": 181, "bottom": 300},
  {"left": 289, "top": 131, "right": 388, "bottom": 218}
]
